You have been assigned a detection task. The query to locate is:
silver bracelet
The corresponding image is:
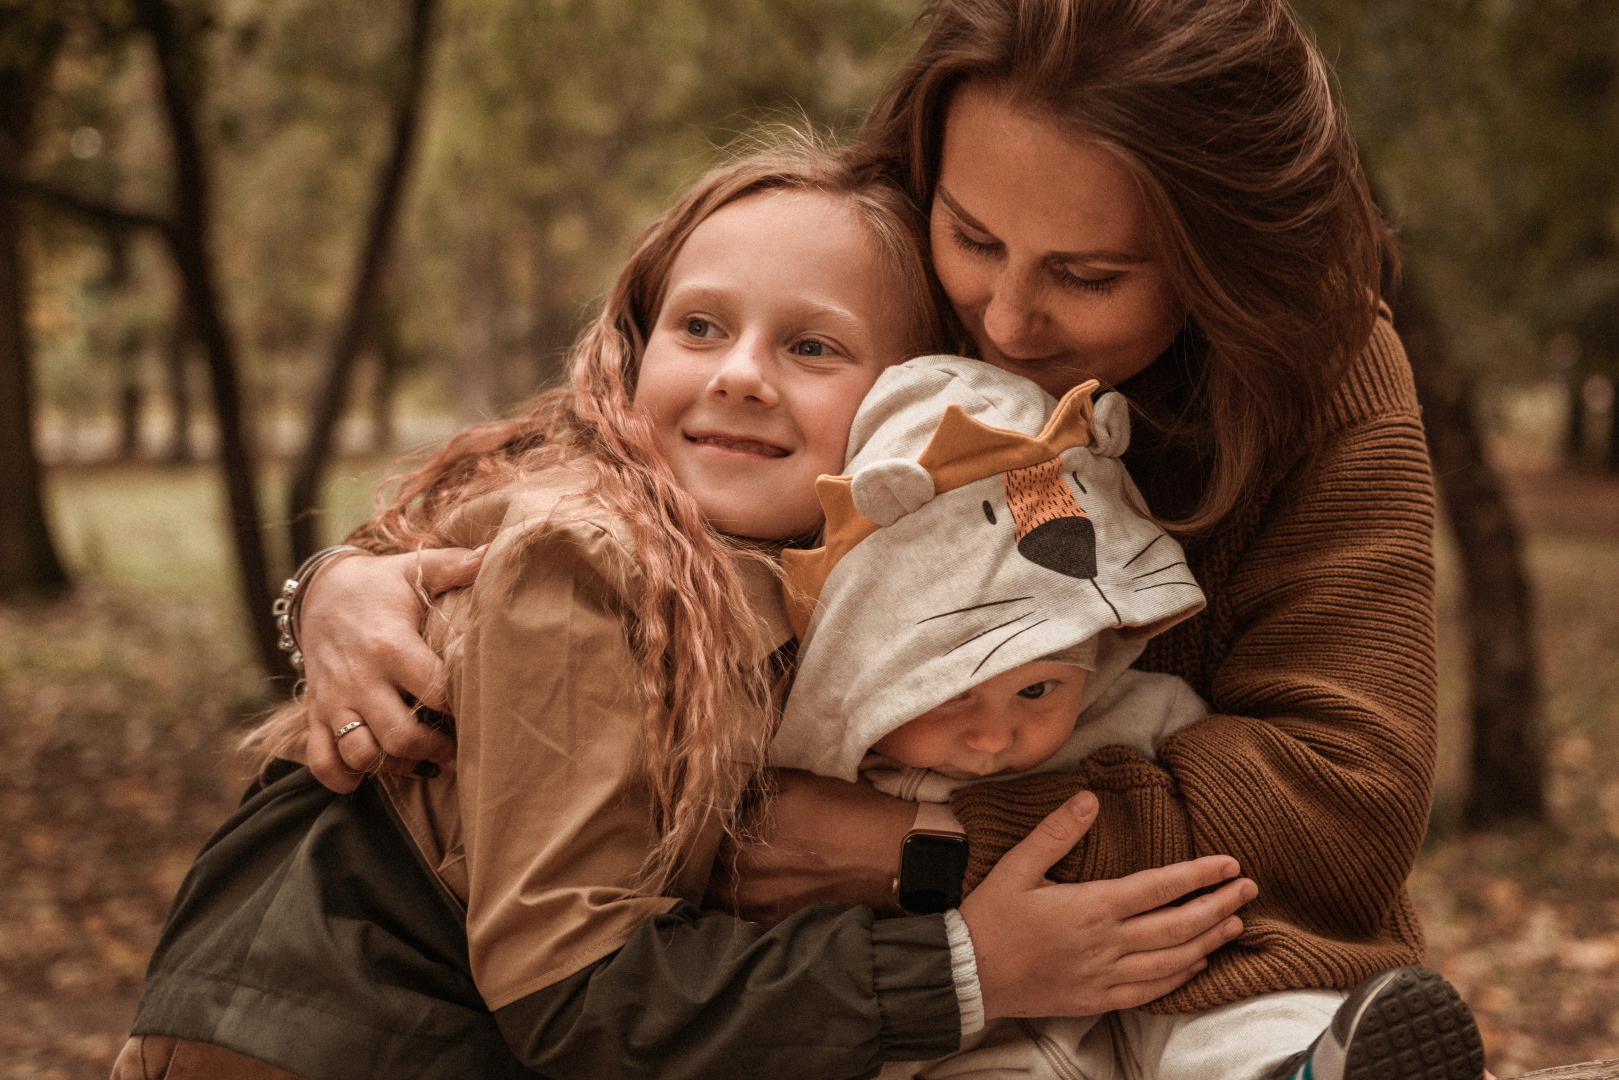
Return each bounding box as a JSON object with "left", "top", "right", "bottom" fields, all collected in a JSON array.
[{"left": 273, "top": 545, "right": 367, "bottom": 673}]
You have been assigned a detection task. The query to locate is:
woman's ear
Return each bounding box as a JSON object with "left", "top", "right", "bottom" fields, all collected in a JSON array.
[
  {"left": 1089, "top": 392, "right": 1131, "bottom": 458},
  {"left": 850, "top": 458, "right": 936, "bottom": 526}
]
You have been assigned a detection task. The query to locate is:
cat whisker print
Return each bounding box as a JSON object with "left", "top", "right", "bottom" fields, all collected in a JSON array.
[
  {"left": 971, "top": 619, "right": 1051, "bottom": 677},
  {"left": 917, "top": 597, "right": 1035, "bottom": 625},
  {"left": 942, "top": 612, "right": 1035, "bottom": 657}
]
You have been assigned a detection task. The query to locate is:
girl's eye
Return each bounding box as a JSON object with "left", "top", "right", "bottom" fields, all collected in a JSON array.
[
  {"left": 950, "top": 223, "right": 999, "bottom": 257},
  {"left": 790, "top": 340, "right": 829, "bottom": 357},
  {"left": 685, "top": 317, "right": 721, "bottom": 338},
  {"left": 1017, "top": 680, "right": 1056, "bottom": 700}
]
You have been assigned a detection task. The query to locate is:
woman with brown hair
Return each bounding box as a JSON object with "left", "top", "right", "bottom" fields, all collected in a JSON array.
[{"left": 282, "top": 0, "right": 1479, "bottom": 1076}]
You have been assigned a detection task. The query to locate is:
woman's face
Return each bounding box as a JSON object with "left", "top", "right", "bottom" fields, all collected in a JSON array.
[
  {"left": 930, "top": 84, "right": 1184, "bottom": 399},
  {"left": 635, "top": 190, "right": 912, "bottom": 539}
]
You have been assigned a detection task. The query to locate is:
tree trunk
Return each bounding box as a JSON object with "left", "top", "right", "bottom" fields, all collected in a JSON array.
[
  {"left": 286, "top": 0, "right": 436, "bottom": 564},
  {"left": 1565, "top": 370, "right": 1587, "bottom": 465},
  {"left": 108, "top": 233, "right": 142, "bottom": 462},
  {"left": 1392, "top": 273, "right": 1545, "bottom": 827},
  {"left": 0, "top": 33, "right": 70, "bottom": 600},
  {"left": 371, "top": 310, "right": 398, "bottom": 452},
  {"left": 1606, "top": 374, "right": 1619, "bottom": 473},
  {"left": 164, "top": 299, "right": 194, "bottom": 462},
  {"left": 134, "top": 0, "right": 283, "bottom": 676},
  {"left": 117, "top": 330, "right": 143, "bottom": 460}
]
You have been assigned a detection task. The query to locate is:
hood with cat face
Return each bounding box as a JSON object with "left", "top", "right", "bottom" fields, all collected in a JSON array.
[{"left": 770, "top": 355, "right": 1205, "bottom": 781}]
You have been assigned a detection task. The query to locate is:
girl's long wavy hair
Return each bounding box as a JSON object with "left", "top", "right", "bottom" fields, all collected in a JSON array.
[
  {"left": 245, "top": 143, "right": 950, "bottom": 892},
  {"left": 848, "top": 0, "right": 1399, "bottom": 532}
]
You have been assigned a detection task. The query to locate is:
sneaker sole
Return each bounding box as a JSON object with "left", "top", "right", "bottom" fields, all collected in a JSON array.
[{"left": 1342, "top": 967, "right": 1486, "bottom": 1080}]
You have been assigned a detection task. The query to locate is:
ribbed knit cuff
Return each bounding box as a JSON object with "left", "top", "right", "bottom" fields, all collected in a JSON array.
[
  {"left": 942, "top": 909, "right": 984, "bottom": 1036},
  {"left": 869, "top": 913, "right": 963, "bottom": 1061}
]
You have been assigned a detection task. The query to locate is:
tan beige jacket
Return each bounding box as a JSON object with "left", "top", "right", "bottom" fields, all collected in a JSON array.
[{"left": 381, "top": 470, "right": 792, "bottom": 1010}]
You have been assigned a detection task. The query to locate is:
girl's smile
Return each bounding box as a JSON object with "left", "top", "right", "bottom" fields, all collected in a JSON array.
[
  {"left": 684, "top": 431, "right": 790, "bottom": 458},
  {"left": 635, "top": 189, "right": 914, "bottom": 539}
]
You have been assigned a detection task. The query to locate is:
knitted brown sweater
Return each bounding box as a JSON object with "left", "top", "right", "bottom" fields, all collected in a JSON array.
[{"left": 949, "top": 312, "right": 1436, "bottom": 1014}]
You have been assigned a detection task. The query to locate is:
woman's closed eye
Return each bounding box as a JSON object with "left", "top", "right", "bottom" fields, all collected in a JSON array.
[
  {"left": 1017, "top": 680, "right": 1059, "bottom": 700},
  {"left": 950, "top": 222, "right": 1125, "bottom": 295},
  {"left": 949, "top": 222, "right": 1000, "bottom": 258},
  {"left": 1051, "top": 264, "right": 1124, "bottom": 295}
]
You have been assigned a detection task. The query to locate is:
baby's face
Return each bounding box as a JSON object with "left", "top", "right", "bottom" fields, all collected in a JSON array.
[{"left": 870, "top": 660, "right": 1088, "bottom": 780}]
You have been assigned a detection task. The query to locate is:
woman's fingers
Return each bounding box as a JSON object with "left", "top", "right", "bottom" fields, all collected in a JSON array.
[
  {"left": 1112, "top": 913, "right": 1244, "bottom": 987},
  {"left": 348, "top": 641, "right": 456, "bottom": 761},
  {"left": 298, "top": 550, "right": 461, "bottom": 788},
  {"left": 1096, "top": 853, "right": 1244, "bottom": 919},
  {"left": 307, "top": 719, "right": 363, "bottom": 794},
  {"left": 1119, "top": 874, "right": 1256, "bottom": 952},
  {"left": 363, "top": 651, "right": 457, "bottom": 761},
  {"left": 413, "top": 545, "right": 486, "bottom": 597},
  {"left": 985, "top": 791, "right": 1099, "bottom": 886},
  {"left": 1099, "top": 960, "right": 1211, "bottom": 1014}
]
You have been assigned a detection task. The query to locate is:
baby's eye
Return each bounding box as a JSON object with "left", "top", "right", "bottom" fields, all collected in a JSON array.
[
  {"left": 1017, "top": 680, "right": 1057, "bottom": 700},
  {"left": 790, "top": 339, "right": 829, "bottom": 357},
  {"left": 685, "top": 317, "right": 722, "bottom": 338}
]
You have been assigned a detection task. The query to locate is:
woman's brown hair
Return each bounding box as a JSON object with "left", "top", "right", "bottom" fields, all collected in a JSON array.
[
  {"left": 245, "top": 141, "right": 951, "bottom": 891},
  {"left": 849, "top": 0, "right": 1398, "bottom": 531}
]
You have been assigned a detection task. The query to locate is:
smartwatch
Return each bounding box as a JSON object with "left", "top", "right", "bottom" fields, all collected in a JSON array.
[{"left": 895, "top": 802, "right": 969, "bottom": 914}]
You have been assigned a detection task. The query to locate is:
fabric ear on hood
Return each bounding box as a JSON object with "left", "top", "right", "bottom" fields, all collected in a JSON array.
[
  {"left": 850, "top": 458, "right": 936, "bottom": 526},
  {"left": 1089, "top": 392, "right": 1131, "bottom": 458}
]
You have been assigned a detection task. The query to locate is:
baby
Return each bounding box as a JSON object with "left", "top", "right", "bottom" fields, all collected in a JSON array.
[
  {"left": 772, "top": 354, "right": 1208, "bottom": 808},
  {"left": 770, "top": 355, "right": 1475, "bottom": 1080}
]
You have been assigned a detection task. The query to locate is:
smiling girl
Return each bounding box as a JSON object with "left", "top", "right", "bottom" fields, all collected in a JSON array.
[{"left": 114, "top": 147, "right": 1252, "bottom": 1080}]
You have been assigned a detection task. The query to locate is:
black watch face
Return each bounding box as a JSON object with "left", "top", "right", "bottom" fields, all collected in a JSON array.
[{"left": 898, "top": 833, "right": 969, "bottom": 914}]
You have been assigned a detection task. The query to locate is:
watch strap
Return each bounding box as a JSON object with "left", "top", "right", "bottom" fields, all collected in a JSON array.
[{"left": 908, "top": 800, "right": 965, "bottom": 839}]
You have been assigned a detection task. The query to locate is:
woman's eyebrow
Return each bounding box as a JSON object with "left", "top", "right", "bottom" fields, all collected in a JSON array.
[
  {"left": 937, "top": 185, "right": 995, "bottom": 237},
  {"left": 937, "top": 184, "right": 1148, "bottom": 266}
]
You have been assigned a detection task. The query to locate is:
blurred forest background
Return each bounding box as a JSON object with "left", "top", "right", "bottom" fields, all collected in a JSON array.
[{"left": 1, "top": 0, "right": 1617, "bottom": 1076}]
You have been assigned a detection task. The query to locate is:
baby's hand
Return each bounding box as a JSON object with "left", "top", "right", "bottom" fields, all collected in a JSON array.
[{"left": 960, "top": 792, "right": 1255, "bottom": 1019}]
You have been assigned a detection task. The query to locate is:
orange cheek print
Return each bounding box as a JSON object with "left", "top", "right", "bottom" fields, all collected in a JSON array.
[{"left": 1003, "top": 456, "right": 1096, "bottom": 579}]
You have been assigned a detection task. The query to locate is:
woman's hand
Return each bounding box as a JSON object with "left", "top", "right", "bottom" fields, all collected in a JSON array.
[
  {"left": 961, "top": 791, "right": 1254, "bottom": 1020},
  {"left": 716, "top": 770, "right": 915, "bottom": 924},
  {"left": 299, "top": 547, "right": 485, "bottom": 792}
]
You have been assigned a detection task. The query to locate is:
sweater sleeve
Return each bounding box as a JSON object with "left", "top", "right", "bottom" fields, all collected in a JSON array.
[{"left": 950, "top": 324, "right": 1436, "bottom": 1011}]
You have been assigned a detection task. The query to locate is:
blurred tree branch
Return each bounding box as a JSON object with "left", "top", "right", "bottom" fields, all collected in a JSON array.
[
  {"left": 286, "top": 0, "right": 437, "bottom": 565},
  {"left": 1, "top": 173, "right": 171, "bottom": 235}
]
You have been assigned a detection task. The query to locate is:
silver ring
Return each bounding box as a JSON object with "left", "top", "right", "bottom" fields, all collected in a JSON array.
[{"left": 335, "top": 721, "right": 366, "bottom": 741}]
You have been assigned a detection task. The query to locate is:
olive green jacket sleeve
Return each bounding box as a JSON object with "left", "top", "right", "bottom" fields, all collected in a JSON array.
[{"left": 493, "top": 902, "right": 959, "bottom": 1080}]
